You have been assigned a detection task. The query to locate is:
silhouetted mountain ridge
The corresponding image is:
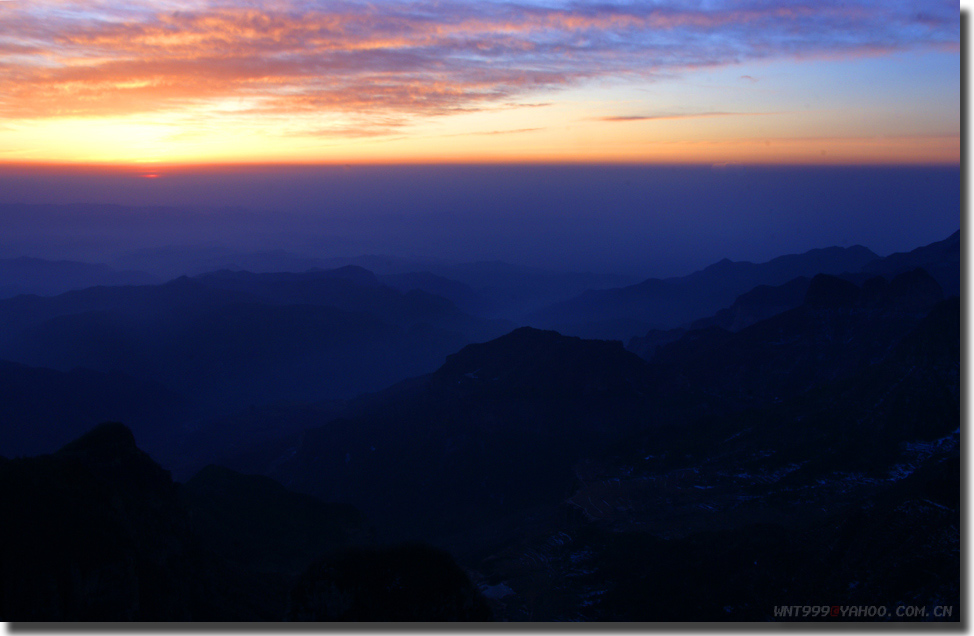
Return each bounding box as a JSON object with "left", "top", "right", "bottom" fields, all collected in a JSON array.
[
  {"left": 2, "top": 422, "right": 487, "bottom": 621},
  {"left": 0, "top": 229, "right": 959, "bottom": 621},
  {"left": 1, "top": 422, "right": 279, "bottom": 620},
  {"left": 191, "top": 266, "right": 504, "bottom": 336},
  {"left": 260, "top": 327, "right": 655, "bottom": 542},
  {"left": 0, "top": 269, "right": 510, "bottom": 474},
  {"left": 432, "top": 327, "right": 651, "bottom": 400},
  {"left": 862, "top": 230, "right": 959, "bottom": 296},
  {"left": 627, "top": 230, "right": 958, "bottom": 356},
  {"left": 0, "top": 359, "right": 183, "bottom": 459},
  {"left": 646, "top": 269, "right": 945, "bottom": 407},
  {"left": 0, "top": 256, "right": 158, "bottom": 299},
  {"left": 529, "top": 243, "right": 880, "bottom": 340}
]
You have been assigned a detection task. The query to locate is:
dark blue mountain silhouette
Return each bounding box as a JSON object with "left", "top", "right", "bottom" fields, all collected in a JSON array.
[
  {"left": 628, "top": 230, "right": 959, "bottom": 356},
  {"left": 529, "top": 244, "right": 879, "bottom": 340},
  {"left": 0, "top": 256, "right": 158, "bottom": 299},
  {"left": 1, "top": 422, "right": 490, "bottom": 620},
  {"left": 0, "top": 359, "right": 183, "bottom": 458},
  {"left": 862, "top": 229, "right": 959, "bottom": 296}
]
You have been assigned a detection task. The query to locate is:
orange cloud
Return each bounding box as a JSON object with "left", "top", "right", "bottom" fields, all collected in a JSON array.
[
  {"left": 598, "top": 112, "right": 782, "bottom": 122},
  {"left": 0, "top": 0, "right": 958, "bottom": 132}
]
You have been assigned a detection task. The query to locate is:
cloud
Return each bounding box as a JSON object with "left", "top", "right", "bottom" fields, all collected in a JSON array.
[
  {"left": 598, "top": 112, "right": 779, "bottom": 122},
  {"left": 0, "top": 0, "right": 959, "bottom": 135},
  {"left": 435, "top": 126, "right": 546, "bottom": 138}
]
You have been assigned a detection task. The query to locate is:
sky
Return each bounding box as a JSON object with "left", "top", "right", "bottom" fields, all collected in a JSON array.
[{"left": 0, "top": 0, "right": 961, "bottom": 165}]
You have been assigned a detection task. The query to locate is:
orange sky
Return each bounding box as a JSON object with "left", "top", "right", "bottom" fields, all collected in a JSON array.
[{"left": 0, "top": 0, "right": 960, "bottom": 166}]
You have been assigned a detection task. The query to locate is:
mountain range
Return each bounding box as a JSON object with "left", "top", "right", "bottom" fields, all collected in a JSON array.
[
  {"left": 0, "top": 230, "right": 960, "bottom": 621},
  {"left": 528, "top": 230, "right": 959, "bottom": 341},
  {"left": 0, "top": 256, "right": 157, "bottom": 299},
  {"left": 0, "top": 267, "right": 510, "bottom": 471}
]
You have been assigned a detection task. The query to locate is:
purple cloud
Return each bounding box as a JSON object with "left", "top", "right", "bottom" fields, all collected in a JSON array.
[{"left": 0, "top": 0, "right": 959, "bottom": 133}]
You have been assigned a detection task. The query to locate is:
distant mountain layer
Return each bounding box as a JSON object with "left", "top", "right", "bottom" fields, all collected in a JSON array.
[
  {"left": 379, "top": 271, "right": 485, "bottom": 315},
  {"left": 191, "top": 266, "right": 503, "bottom": 336},
  {"left": 109, "top": 246, "right": 640, "bottom": 321},
  {"left": 862, "top": 229, "right": 959, "bottom": 296},
  {"left": 0, "top": 359, "right": 183, "bottom": 459},
  {"left": 0, "top": 265, "right": 512, "bottom": 474},
  {"left": 690, "top": 275, "right": 811, "bottom": 330},
  {"left": 628, "top": 230, "right": 959, "bottom": 356},
  {"left": 308, "top": 256, "right": 641, "bottom": 320},
  {"left": 539, "top": 230, "right": 960, "bottom": 342},
  {"left": 0, "top": 256, "right": 157, "bottom": 298},
  {"left": 629, "top": 276, "right": 813, "bottom": 358},
  {"left": 647, "top": 269, "right": 947, "bottom": 405},
  {"left": 0, "top": 267, "right": 506, "bottom": 406},
  {"left": 529, "top": 244, "right": 879, "bottom": 340},
  {"left": 113, "top": 247, "right": 340, "bottom": 279}
]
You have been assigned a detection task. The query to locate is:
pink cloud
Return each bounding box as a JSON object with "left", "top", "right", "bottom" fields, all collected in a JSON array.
[{"left": 0, "top": 1, "right": 959, "bottom": 131}]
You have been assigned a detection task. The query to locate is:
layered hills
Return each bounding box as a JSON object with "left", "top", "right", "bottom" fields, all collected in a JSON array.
[
  {"left": 0, "top": 230, "right": 960, "bottom": 621},
  {"left": 530, "top": 231, "right": 960, "bottom": 341},
  {"left": 0, "top": 257, "right": 157, "bottom": 299},
  {"left": 0, "top": 265, "right": 510, "bottom": 471},
  {"left": 528, "top": 244, "right": 880, "bottom": 340},
  {"left": 210, "top": 248, "right": 957, "bottom": 619}
]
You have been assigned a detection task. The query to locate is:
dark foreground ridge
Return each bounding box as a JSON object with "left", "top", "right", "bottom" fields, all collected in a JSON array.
[
  {"left": 0, "top": 422, "right": 491, "bottom": 621},
  {"left": 287, "top": 544, "right": 492, "bottom": 621}
]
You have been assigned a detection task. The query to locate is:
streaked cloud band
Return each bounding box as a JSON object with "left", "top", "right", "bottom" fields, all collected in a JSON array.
[{"left": 0, "top": 0, "right": 959, "bottom": 132}]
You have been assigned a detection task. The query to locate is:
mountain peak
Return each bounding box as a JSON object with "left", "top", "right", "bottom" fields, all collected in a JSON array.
[
  {"left": 860, "top": 229, "right": 960, "bottom": 297},
  {"left": 703, "top": 257, "right": 736, "bottom": 271},
  {"left": 54, "top": 422, "right": 173, "bottom": 493},
  {"left": 432, "top": 326, "right": 649, "bottom": 400},
  {"left": 57, "top": 421, "right": 137, "bottom": 457},
  {"left": 322, "top": 264, "right": 378, "bottom": 280}
]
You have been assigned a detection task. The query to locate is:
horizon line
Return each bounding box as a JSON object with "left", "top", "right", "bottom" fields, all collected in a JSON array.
[{"left": 0, "top": 159, "right": 962, "bottom": 172}]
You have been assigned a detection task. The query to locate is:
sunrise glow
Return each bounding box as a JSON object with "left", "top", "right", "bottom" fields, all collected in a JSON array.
[{"left": 0, "top": 0, "right": 960, "bottom": 166}]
